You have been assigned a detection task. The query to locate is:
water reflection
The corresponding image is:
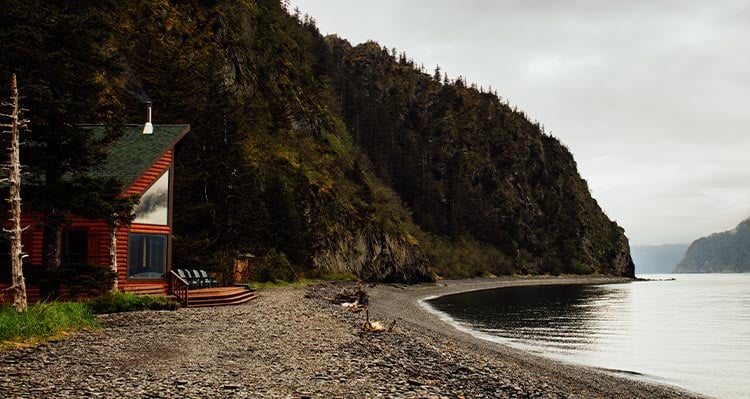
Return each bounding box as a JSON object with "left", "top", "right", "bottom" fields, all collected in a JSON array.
[
  {"left": 428, "top": 284, "right": 629, "bottom": 354},
  {"left": 427, "top": 276, "right": 750, "bottom": 399}
]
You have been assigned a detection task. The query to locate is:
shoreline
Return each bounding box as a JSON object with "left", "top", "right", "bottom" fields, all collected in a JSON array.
[
  {"left": 363, "top": 275, "right": 705, "bottom": 398},
  {"left": 0, "top": 276, "right": 706, "bottom": 398},
  {"left": 367, "top": 275, "right": 632, "bottom": 344}
]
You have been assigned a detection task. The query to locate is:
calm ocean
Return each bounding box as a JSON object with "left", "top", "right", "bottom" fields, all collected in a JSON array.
[{"left": 424, "top": 274, "right": 750, "bottom": 399}]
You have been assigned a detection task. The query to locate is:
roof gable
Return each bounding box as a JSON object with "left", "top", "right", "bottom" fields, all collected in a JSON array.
[{"left": 83, "top": 124, "right": 190, "bottom": 188}]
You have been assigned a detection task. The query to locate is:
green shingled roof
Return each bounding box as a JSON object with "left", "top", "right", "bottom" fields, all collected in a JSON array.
[{"left": 83, "top": 124, "right": 190, "bottom": 188}]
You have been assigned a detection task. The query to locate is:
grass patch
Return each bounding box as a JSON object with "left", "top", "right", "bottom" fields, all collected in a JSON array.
[
  {"left": 244, "top": 280, "right": 289, "bottom": 290},
  {"left": 86, "top": 291, "right": 180, "bottom": 314},
  {"left": 0, "top": 302, "right": 99, "bottom": 348},
  {"left": 1, "top": 292, "right": 180, "bottom": 349}
]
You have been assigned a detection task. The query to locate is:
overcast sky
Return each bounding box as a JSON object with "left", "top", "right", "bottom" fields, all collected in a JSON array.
[{"left": 291, "top": 0, "right": 750, "bottom": 245}]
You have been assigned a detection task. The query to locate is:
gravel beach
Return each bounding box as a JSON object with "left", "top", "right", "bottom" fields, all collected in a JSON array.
[{"left": 0, "top": 277, "right": 704, "bottom": 398}]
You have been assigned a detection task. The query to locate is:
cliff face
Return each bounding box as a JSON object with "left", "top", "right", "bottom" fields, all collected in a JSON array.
[
  {"left": 1, "top": 0, "right": 634, "bottom": 281},
  {"left": 313, "top": 225, "right": 432, "bottom": 282},
  {"left": 322, "top": 39, "right": 634, "bottom": 278},
  {"left": 675, "top": 219, "right": 750, "bottom": 273}
]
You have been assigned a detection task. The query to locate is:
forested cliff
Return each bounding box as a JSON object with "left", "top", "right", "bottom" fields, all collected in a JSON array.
[
  {"left": 674, "top": 219, "right": 750, "bottom": 273},
  {"left": 0, "top": 0, "right": 634, "bottom": 282}
]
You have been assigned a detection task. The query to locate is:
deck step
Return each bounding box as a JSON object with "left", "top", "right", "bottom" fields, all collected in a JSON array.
[
  {"left": 120, "top": 284, "right": 168, "bottom": 296},
  {"left": 184, "top": 286, "right": 257, "bottom": 308}
]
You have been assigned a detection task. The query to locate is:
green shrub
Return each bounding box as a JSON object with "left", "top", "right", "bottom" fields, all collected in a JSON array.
[
  {"left": 30, "top": 263, "right": 117, "bottom": 300},
  {"left": 86, "top": 291, "right": 179, "bottom": 314},
  {"left": 60, "top": 263, "right": 118, "bottom": 299},
  {"left": 571, "top": 261, "right": 596, "bottom": 275},
  {"left": 250, "top": 249, "right": 300, "bottom": 283},
  {"left": 0, "top": 302, "right": 99, "bottom": 346},
  {"left": 424, "top": 234, "right": 514, "bottom": 279}
]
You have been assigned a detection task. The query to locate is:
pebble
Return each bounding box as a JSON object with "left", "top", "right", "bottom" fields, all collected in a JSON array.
[{"left": 0, "top": 284, "right": 703, "bottom": 398}]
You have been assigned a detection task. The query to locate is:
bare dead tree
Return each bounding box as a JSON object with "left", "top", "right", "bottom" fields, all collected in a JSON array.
[
  {"left": 2, "top": 74, "right": 28, "bottom": 311},
  {"left": 109, "top": 222, "right": 118, "bottom": 291}
]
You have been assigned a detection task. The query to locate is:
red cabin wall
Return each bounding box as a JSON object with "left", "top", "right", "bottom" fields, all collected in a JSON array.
[
  {"left": 117, "top": 149, "right": 173, "bottom": 289},
  {"left": 124, "top": 149, "right": 173, "bottom": 197},
  {"left": 115, "top": 226, "right": 129, "bottom": 283},
  {"left": 19, "top": 216, "right": 110, "bottom": 266},
  {"left": 70, "top": 216, "right": 110, "bottom": 266},
  {"left": 15, "top": 149, "right": 175, "bottom": 293},
  {"left": 20, "top": 213, "right": 43, "bottom": 265}
]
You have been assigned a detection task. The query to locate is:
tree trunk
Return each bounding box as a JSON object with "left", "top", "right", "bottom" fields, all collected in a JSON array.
[
  {"left": 39, "top": 219, "right": 62, "bottom": 299},
  {"left": 42, "top": 225, "right": 62, "bottom": 270},
  {"left": 110, "top": 223, "right": 118, "bottom": 291},
  {"left": 6, "top": 74, "right": 27, "bottom": 311},
  {"left": 42, "top": 155, "right": 64, "bottom": 273}
]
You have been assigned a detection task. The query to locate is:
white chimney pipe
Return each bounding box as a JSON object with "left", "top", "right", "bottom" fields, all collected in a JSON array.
[{"left": 143, "top": 102, "right": 153, "bottom": 134}]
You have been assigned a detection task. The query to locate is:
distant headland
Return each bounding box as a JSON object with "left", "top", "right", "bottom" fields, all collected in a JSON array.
[{"left": 674, "top": 218, "right": 750, "bottom": 273}]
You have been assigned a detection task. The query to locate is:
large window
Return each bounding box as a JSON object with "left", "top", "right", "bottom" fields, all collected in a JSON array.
[
  {"left": 133, "top": 170, "right": 169, "bottom": 225},
  {"left": 128, "top": 234, "right": 167, "bottom": 279}
]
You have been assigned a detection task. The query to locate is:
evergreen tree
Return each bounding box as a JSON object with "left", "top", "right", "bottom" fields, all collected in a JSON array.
[
  {"left": 0, "top": 0, "right": 633, "bottom": 282},
  {"left": 0, "top": 1, "right": 127, "bottom": 271}
]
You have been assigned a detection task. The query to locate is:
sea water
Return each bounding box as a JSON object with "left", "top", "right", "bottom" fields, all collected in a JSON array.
[{"left": 424, "top": 274, "right": 750, "bottom": 399}]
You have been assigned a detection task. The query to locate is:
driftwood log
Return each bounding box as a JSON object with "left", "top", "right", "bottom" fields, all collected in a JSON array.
[
  {"left": 363, "top": 308, "right": 397, "bottom": 333},
  {"left": 310, "top": 282, "right": 370, "bottom": 312},
  {"left": 330, "top": 282, "right": 369, "bottom": 306},
  {"left": 306, "top": 282, "right": 396, "bottom": 332}
]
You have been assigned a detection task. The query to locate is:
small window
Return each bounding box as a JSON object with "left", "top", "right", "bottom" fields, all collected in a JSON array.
[
  {"left": 63, "top": 230, "right": 88, "bottom": 264},
  {"left": 128, "top": 233, "right": 167, "bottom": 279},
  {"left": 133, "top": 170, "right": 169, "bottom": 225}
]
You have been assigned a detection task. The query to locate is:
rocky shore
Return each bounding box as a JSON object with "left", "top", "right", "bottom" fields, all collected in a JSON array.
[{"left": 0, "top": 277, "right": 703, "bottom": 398}]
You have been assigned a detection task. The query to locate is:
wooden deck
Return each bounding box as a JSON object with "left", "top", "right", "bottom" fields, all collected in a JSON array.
[
  {"left": 1, "top": 283, "right": 257, "bottom": 308},
  {"left": 183, "top": 286, "right": 258, "bottom": 308},
  {"left": 120, "top": 283, "right": 167, "bottom": 296},
  {"left": 121, "top": 281, "right": 258, "bottom": 308}
]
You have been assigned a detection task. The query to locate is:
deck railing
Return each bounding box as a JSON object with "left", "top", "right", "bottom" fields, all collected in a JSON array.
[{"left": 168, "top": 270, "right": 189, "bottom": 307}]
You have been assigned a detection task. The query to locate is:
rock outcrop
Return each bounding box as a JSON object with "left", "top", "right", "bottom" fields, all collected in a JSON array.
[{"left": 314, "top": 226, "right": 433, "bottom": 283}]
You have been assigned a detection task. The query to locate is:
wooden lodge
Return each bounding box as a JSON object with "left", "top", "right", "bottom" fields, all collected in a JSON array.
[
  {"left": 1, "top": 107, "right": 257, "bottom": 307},
  {"left": 1, "top": 121, "right": 189, "bottom": 300}
]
